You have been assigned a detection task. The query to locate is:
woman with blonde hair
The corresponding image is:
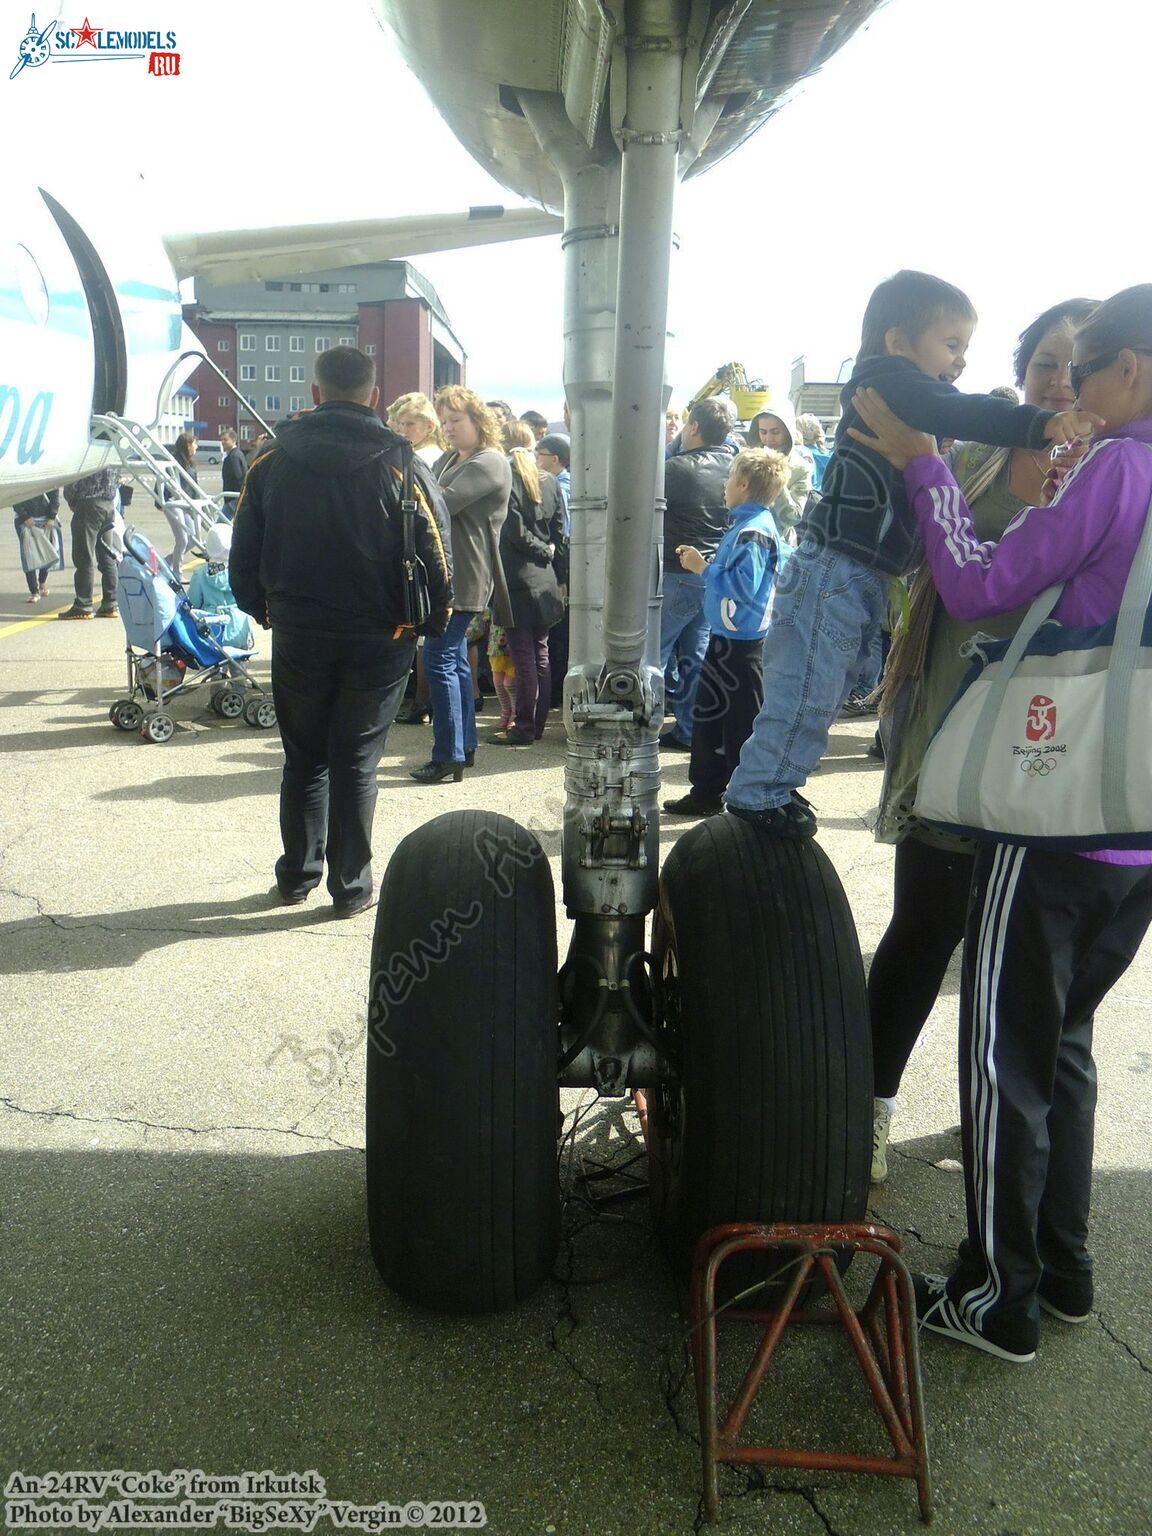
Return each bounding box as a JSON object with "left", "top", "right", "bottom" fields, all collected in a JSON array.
[
  {"left": 387, "top": 392, "right": 446, "bottom": 467},
  {"left": 412, "top": 387, "right": 512, "bottom": 783}
]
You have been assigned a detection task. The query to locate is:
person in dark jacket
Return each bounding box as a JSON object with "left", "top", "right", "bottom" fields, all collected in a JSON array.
[
  {"left": 659, "top": 396, "right": 735, "bottom": 750},
  {"left": 230, "top": 346, "right": 452, "bottom": 917},
  {"left": 57, "top": 466, "right": 122, "bottom": 619},
  {"left": 499, "top": 447, "right": 565, "bottom": 745},
  {"left": 13, "top": 488, "right": 62, "bottom": 602},
  {"left": 219, "top": 428, "right": 248, "bottom": 505}
]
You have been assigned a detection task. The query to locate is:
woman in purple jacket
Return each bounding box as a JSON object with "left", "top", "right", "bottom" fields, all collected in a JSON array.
[{"left": 850, "top": 283, "right": 1152, "bottom": 1365}]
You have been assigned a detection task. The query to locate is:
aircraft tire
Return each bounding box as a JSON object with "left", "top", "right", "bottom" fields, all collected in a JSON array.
[
  {"left": 366, "top": 810, "right": 560, "bottom": 1313},
  {"left": 648, "top": 815, "right": 872, "bottom": 1283}
]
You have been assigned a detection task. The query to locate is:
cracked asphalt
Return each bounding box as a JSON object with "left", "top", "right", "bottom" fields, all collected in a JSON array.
[{"left": 1, "top": 494, "right": 1149, "bottom": 1536}]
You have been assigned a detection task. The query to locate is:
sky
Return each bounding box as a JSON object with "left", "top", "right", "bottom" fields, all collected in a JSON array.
[{"left": 3, "top": 0, "right": 1149, "bottom": 415}]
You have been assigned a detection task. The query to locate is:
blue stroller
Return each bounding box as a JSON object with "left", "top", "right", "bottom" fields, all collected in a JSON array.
[{"left": 109, "top": 528, "right": 276, "bottom": 743}]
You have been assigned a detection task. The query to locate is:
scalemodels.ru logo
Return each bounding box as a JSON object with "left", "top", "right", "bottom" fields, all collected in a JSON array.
[{"left": 9, "top": 13, "right": 181, "bottom": 79}]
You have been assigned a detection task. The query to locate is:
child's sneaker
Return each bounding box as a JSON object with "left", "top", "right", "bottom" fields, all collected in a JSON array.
[
  {"left": 914, "top": 1273, "right": 1037, "bottom": 1363},
  {"left": 871, "top": 1099, "right": 893, "bottom": 1183},
  {"left": 726, "top": 791, "right": 816, "bottom": 839}
]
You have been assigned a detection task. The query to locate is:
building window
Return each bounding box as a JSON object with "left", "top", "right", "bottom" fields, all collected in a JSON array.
[
  {"left": 315, "top": 337, "right": 329, "bottom": 352},
  {"left": 240, "top": 364, "right": 256, "bottom": 382},
  {"left": 217, "top": 339, "right": 230, "bottom": 353},
  {"left": 265, "top": 335, "right": 281, "bottom": 352},
  {"left": 239, "top": 334, "right": 255, "bottom": 351},
  {"left": 339, "top": 336, "right": 356, "bottom": 347},
  {"left": 289, "top": 365, "right": 305, "bottom": 383},
  {"left": 336, "top": 283, "right": 357, "bottom": 294},
  {"left": 240, "top": 425, "right": 252, "bottom": 441},
  {"left": 217, "top": 396, "right": 230, "bottom": 407},
  {"left": 289, "top": 395, "right": 305, "bottom": 412},
  {"left": 289, "top": 336, "right": 304, "bottom": 352},
  {"left": 265, "top": 365, "right": 280, "bottom": 382},
  {"left": 265, "top": 395, "right": 281, "bottom": 412},
  {"left": 218, "top": 423, "right": 231, "bottom": 435},
  {"left": 265, "top": 282, "right": 284, "bottom": 291},
  {"left": 364, "top": 344, "right": 376, "bottom": 356}
]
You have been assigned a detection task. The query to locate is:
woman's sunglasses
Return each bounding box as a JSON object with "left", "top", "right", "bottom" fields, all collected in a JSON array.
[{"left": 1069, "top": 348, "right": 1152, "bottom": 395}]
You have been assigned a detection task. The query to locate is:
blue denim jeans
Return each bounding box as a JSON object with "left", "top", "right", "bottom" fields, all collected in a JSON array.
[
  {"left": 660, "top": 567, "right": 710, "bottom": 743},
  {"left": 424, "top": 609, "right": 477, "bottom": 764},
  {"left": 726, "top": 539, "right": 890, "bottom": 810}
]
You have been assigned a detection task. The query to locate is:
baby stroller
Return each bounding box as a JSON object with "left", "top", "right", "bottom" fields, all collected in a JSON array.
[{"left": 108, "top": 528, "right": 276, "bottom": 743}]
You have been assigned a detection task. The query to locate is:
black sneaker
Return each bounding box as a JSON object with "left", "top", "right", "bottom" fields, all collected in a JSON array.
[
  {"left": 841, "top": 691, "right": 877, "bottom": 718},
  {"left": 663, "top": 793, "right": 723, "bottom": 817},
  {"left": 725, "top": 791, "right": 817, "bottom": 839},
  {"left": 913, "top": 1272, "right": 1037, "bottom": 1363},
  {"left": 1038, "top": 1273, "right": 1093, "bottom": 1324},
  {"left": 658, "top": 732, "right": 692, "bottom": 753}
]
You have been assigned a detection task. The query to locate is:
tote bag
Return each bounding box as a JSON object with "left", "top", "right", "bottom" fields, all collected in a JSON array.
[
  {"left": 913, "top": 491, "right": 1152, "bottom": 851},
  {"left": 19, "top": 518, "right": 65, "bottom": 574}
]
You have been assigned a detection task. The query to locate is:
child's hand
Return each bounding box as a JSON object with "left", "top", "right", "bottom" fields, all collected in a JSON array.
[
  {"left": 1040, "top": 439, "right": 1089, "bottom": 505},
  {"left": 676, "top": 544, "right": 707, "bottom": 575},
  {"left": 1044, "top": 410, "right": 1105, "bottom": 445}
]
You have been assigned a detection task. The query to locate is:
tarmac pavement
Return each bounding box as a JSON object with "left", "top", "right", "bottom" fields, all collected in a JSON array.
[{"left": 1, "top": 489, "right": 1149, "bottom": 1536}]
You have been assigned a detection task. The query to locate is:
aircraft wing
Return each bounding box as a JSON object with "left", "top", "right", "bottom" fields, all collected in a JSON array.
[
  {"left": 377, "top": 0, "right": 887, "bottom": 205},
  {"left": 164, "top": 206, "right": 561, "bottom": 283}
]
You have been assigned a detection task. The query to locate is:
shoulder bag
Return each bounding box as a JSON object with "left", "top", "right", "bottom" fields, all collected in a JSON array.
[{"left": 913, "top": 484, "right": 1152, "bottom": 850}]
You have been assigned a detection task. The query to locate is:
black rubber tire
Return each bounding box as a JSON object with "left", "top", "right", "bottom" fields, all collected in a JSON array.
[
  {"left": 649, "top": 815, "right": 872, "bottom": 1280},
  {"left": 366, "top": 810, "right": 560, "bottom": 1313}
]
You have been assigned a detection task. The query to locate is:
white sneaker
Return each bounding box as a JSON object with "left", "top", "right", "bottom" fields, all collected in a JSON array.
[{"left": 871, "top": 1099, "right": 893, "bottom": 1184}]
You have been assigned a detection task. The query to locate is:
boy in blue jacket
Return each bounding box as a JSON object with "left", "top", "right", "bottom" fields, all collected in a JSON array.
[
  {"left": 663, "top": 448, "right": 788, "bottom": 816},
  {"left": 725, "top": 269, "right": 1102, "bottom": 836}
]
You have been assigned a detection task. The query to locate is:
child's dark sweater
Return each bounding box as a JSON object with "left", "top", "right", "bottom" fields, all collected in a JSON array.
[{"left": 801, "top": 355, "right": 1055, "bottom": 576}]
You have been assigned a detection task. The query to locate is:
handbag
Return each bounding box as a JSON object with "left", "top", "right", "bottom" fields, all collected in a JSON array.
[
  {"left": 913, "top": 485, "right": 1152, "bottom": 851},
  {"left": 392, "top": 446, "right": 437, "bottom": 635},
  {"left": 19, "top": 518, "right": 64, "bottom": 574}
]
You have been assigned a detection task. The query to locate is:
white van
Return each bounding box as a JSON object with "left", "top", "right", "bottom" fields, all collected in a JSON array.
[{"left": 194, "top": 438, "right": 224, "bottom": 465}]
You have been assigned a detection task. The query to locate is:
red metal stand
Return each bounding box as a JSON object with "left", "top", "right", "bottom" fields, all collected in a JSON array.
[{"left": 689, "top": 1221, "right": 932, "bottom": 1524}]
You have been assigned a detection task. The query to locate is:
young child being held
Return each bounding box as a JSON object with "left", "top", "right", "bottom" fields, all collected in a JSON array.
[
  {"left": 663, "top": 448, "right": 788, "bottom": 817},
  {"left": 724, "top": 269, "right": 1102, "bottom": 836}
]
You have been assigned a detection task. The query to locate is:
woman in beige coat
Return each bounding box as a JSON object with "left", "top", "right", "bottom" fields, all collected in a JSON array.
[{"left": 411, "top": 388, "right": 512, "bottom": 783}]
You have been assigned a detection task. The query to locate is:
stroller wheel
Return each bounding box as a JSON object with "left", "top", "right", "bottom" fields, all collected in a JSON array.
[
  {"left": 216, "top": 688, "right": 245, "bottom": 720},
  {"left": 110, "top": 700, "right": 143, "bottom": 733},
  {"left": 141, "top": 712, "right": 175, "bottom": 744},
  {"left": 243, "top": 697, "right": 278, "bottom": 730}
]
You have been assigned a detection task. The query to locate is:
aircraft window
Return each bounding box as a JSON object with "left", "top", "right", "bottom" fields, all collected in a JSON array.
[
  {"left": 39, "top": 189, "right": 126, "bottom": 417},
  {"left": 240, "top": 334, "right": 256, "bottom": 351},
  {"left": 217, "top": 339, "right": 230, "bottom": 352},
  {"left": 265, "top": 336, "right": 280, "bottom": 351}
]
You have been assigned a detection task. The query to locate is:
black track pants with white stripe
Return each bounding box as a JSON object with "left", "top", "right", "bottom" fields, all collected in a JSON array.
[{"left": 955, "top": 844, "right": 1152, "bottom": 1333}]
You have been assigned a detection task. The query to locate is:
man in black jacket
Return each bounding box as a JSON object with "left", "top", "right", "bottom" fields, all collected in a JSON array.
[
  {"left": 219, "top": 428, "right": 248, "bottom": 506},
  {"left": 659, "top": 396, "right": 735, "bottom": 749},
  {"left": 230, "top": 346, "right": 452, "bottom": 916}
]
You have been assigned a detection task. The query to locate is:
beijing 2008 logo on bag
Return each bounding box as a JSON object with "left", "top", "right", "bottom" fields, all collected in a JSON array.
[{"left": 1025, "top": 693, "right": 1057, "bottom": 742}]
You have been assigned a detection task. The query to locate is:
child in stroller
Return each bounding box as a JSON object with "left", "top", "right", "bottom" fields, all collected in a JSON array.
[{"left": 108, "top": 526, "right": 276, "bottom": 743}]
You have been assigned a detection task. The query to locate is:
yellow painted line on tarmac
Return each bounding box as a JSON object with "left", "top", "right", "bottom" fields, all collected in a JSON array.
[{"left": 0, "top": 601, "right": 78, "bottom": 639}]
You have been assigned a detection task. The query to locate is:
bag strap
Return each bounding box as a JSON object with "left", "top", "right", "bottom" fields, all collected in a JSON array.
[
  {"left": 1102, "top": 453, "right": 1152, "bottom": 823},
  {"left": 400, "top": 443, "right": 418, "bottom": 566}
]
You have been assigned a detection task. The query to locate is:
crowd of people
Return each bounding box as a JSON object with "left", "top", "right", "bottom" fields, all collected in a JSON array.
[{"left": 9, "top": 270, "right": 1152, "bottom": 1374}]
